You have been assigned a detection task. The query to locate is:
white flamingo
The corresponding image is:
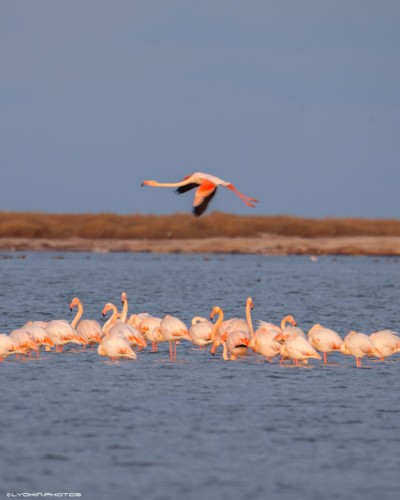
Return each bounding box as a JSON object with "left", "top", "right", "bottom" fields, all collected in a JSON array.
[
  {"left": 70, "top": 297, "right": 102, "bottom": 347},
  {"left": 274, "top": 331, "right": 321, "bottom": 365},
  {"left": 369, "top": 330, "right": 400, "bottom": 360},
  {"left": 98, "top": 334, "right": 136, "bottom": 360},
  {"left": 340, "top": 331, "right": 382, "bottom": 367},
  {"left": 0, "top": 334, "right": 25, "bottom": 361},
  {"left": 308, "top": 324, "right": 343, "bottom": 364},
  {"left": 189, "top": 317, "right": 213, "bottom": 349},
  {"left": 160, "top": 315, "right": 190, "bottom": 361}
]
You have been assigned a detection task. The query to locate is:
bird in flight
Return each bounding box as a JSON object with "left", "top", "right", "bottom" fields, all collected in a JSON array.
[{"left": 141, "top": 172, "right": 258, "bottom": 216}]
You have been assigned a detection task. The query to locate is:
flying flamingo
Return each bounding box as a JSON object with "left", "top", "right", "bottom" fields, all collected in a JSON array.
[{"left": 142, "top": 172, "right": 258, "bottom": 216}]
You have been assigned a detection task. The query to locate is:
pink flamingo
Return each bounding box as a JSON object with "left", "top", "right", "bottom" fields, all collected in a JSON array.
[{"left": 142, "top": 172, "right": 258, "bottom": 216}]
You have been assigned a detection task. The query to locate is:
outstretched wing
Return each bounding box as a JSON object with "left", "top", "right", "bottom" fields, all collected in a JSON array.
[
  {"left": 193, "top": 184, "right": 218, "bottom": 217},
  {"left": 175, "top": 183, "right": 199, "bottom": 194}
]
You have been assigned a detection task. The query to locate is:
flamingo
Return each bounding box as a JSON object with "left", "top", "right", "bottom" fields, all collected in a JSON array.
[
  {"left": 160, "top": 315, "right": 190, "bottom": 361},
  {"left": 70, "top": 297, "right": 102, "bottom": 347},
  {"left": 369, "top": 330, "right": 400, "bottom": 360},
  {"left": 23, "top": 322, "right": 54, "bottom": 355},
  {"left": 248, "top": 315, "right": 297, "bottom": 362},
  {"left": 0, "top": 334, "right": 26, "bottom": 361},
  {"left": 210, "top": 297, "right": 254, "bottom": 356},
  {"left": 142, "top": 172, "right": 258, "bottom": 216},
  {"left": 9, "top": 328, "right": 39, "bottom": 357},
  {"left": 340, "top": 331, "right": 382, "bottom": 367},
  {"left": 138, "top": 316, "right": 163, "bottom": 352},
  {"left": 307, "top": 324, "right": 343, "bottom": 364},
  {"left": 98, "top": 334, "right": 136, "bottom": 361},
  {"left": 46, "top": 306, "right": 86, "bottom": 353},
  {"left": 102, "top": 303, "right": 121, "bottom": 335},
  {"left": 248, "top": 328, "right": 282, "bottom": 361},
  {"left": 189, "top": 317, "right": 214, "bottom": 349},
  {"left": 274, "top": 331, "right": 321, "bottom": 365}
]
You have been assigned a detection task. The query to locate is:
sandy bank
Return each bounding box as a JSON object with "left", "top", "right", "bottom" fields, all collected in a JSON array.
[{"left": 1, "top": 235, "right": 400, "bottom": 255}]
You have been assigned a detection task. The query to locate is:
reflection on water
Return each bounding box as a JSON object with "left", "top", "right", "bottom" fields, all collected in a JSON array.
[{"left": 0, "top": 253, "right": 400, "bottom": 500}]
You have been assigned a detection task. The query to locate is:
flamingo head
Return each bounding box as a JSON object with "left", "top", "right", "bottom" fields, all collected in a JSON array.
[
  {"left": 210, "top": 306, "right": 221, "bottom": 321},
  {"left": 287, "top": 315, "right": 297, "bottom": 327},
  {"left": 247, "top": 297, "right": 254, "bottom": 310},
  {"left": 141, "top": 180, "right": 158, "bottom": 187},
  {"left": 69, "top": 297, "right": 80, "bottom": 312},
  {"left": 121, "top": 292, "right": 127, "bottom": 306},
  {"left": 102, "top": 303, "right": 114, "bottom": 317}
]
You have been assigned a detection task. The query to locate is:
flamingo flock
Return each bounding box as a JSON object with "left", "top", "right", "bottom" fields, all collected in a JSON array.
[{"left": 1, "top": 292, "right": 399, "bottom": 368}]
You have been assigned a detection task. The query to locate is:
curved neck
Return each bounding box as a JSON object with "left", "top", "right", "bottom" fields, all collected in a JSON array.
[
  {"left": 103, "top": 304, "right": 119, "bottom": 333},
  {"left": 71, "top": 301, "right": 83, "bottom": 329},
  {"left": 211, "top": 309, "right": 224, "bottom": 341},
  {"left": 121, "top": 298, "right": 128, "bottom": 323},
  {"left": 281, "top": 315, "right": 290, "bottom": 331},
  {"left": 246, "top": 301, "right": 254, "bottom": 338}
]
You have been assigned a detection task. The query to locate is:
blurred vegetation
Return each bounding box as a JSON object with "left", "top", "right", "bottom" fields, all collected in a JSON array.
[{"left": 0, "top": 211, "right": 400, "bottom": 239}]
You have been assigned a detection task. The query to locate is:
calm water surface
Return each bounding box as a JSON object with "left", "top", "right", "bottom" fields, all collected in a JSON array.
[{"left": 0, "top": 252, "right": 400, "bottom": 500}]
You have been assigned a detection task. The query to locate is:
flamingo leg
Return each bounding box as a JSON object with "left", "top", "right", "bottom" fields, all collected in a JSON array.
[
  {"left": 174, "top": 340, "right": 177, "bottom": 361},
  {"left": 323, "top": 352, "right": 327, "bottom": 364},
  {"left": 227, "top": 184, "right": 258, "bottom": 207},
  {"left": 169, "top": 340, "right": 173, "bottom": 360}
]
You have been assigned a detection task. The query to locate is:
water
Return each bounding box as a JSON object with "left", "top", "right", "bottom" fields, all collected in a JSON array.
[{"left": 0, "top": 252, "right": 400, "bottom": 500}]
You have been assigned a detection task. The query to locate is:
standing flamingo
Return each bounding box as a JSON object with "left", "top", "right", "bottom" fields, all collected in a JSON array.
[
  {"left": 274, "top": 331, "right": 321, "bottom": 365},
  {"left": 142, "top": 172, "right": 258, "bottom": 216},
  {"left": 70, "top": 297, "right": 102, "bottom": 347},
  {"left": 210, "top": 297, "right": 254, "bottom": 356},
  {"left": 340, "top": 331, "right": 382, "bottom": 367},
  {"left": 160, "top": 315, "right": 190, "bottom": 361},
  {"left": 98, "top": 334, "right": 137, "bottom": 361},
  {"left": 189, "top": 317, "right": 214, "bottom": 349},
  {"left": 369, "top": 330, "right": 400, "bottom": 360},
  {"left": 138, "top": 316, "right": 163, "bottom": 352},
  {"left": 308, "top": 324, "right": 343, "bottom": 364},
  {"left": 0, "top": 334, "right": 26, "bottom": 361}
]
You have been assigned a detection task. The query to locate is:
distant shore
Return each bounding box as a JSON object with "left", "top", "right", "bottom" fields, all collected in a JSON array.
[
  {"left": 1, "top": 211, "right": 400, "bottom": 255},
  {"left": 1, "top": 235, "right": 400, "bottom": 255}
]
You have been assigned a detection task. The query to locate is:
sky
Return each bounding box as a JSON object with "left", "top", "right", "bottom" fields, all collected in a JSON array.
[{"left": 0, "top": 1, "right": 399, "bottom": 218}]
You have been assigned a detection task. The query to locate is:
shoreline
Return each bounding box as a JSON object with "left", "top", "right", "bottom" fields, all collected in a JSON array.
[{"left": 1, "top": 235, "right": 400, "bottom": 255}]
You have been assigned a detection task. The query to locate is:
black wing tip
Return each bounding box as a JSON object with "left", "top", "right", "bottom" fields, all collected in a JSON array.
[{"left": 192, "top": 188, "right": 217, "bottom": 216}]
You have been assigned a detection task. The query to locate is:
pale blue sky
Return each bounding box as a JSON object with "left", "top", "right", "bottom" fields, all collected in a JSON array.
[{"left": 1, "top": 1, "right": 399, "bottom": 217}]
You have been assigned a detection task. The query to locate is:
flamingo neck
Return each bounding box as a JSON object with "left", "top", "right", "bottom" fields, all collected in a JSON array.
[
  {"left": 121, "top": 298, "right": 128, "bottom": 323},
  {"left": 211, "top": 309, "right": 224, "bottom": 341},
  {"left": 281, "top": 315, "right": 290, "bottom": 331},
  {"left": 103, "top": 305, "right": 119, "bottom": 334},
  {"left": 71, "top": 301, "right": 83, "bottom": 329},
  {"left": 246, "top": 301, "right": 254, "bottom": 338}
]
